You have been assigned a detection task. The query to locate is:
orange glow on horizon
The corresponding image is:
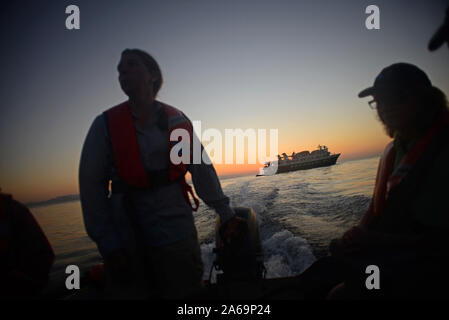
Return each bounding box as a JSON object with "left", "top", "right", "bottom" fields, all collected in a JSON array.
[
  {"left": 6, "top": 144, "right": 389, "bottom": 204},
  {"left": 5, "top": 134, "right": 391, "bottom": 204}
]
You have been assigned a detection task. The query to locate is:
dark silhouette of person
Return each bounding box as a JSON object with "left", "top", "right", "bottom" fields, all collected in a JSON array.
[
  {"left": 79, "top": 49, "right": 247, "bottom": 299},
  {"left": 0, "top": 191, "right": 55, "bottom": 298},
  {"left": 294, "top": 63, "right": 449, "bottom": 299}
]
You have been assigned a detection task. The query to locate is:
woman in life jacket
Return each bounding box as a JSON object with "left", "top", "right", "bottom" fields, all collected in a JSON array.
[{"left": 79, "top": 49, "right": 247, "bottom": 299}]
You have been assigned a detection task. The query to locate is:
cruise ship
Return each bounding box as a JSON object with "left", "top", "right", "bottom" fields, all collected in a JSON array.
[{"left": 257, "top": 145, "right": 340, "bottom": 176}]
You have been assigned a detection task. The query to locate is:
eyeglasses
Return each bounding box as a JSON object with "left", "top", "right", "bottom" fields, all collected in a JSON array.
[
  {"left": 368, "top": 99, "right": 377, "bottom": 110},
  {"left": 367, "top": 91, "right": 410, "bottom": 110}
]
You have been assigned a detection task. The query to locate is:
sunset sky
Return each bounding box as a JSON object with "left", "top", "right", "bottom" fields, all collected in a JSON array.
[{"left": 1, "top": 0, "right": 448, "bottom": 203}]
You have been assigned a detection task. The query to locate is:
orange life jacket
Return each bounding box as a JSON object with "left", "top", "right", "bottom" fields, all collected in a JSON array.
[{"left": 104, "top": 101, "right": 199, "bottom": 211}]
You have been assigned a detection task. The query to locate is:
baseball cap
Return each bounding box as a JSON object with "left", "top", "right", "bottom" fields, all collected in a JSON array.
[{"left": 358, "top": 63, "right": 432, "bottom": 98}]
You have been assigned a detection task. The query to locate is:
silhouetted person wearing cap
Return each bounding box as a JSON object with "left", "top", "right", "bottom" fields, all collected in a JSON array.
[{"left": 294, "top": 63, "right": 449, "bottom": 299}]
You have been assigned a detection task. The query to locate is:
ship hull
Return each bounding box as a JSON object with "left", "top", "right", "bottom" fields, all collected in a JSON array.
[{"left": 257, "top": 153, "right": 340, "bottom": 176}]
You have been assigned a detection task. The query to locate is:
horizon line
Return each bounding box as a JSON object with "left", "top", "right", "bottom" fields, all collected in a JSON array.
[{"left": 24, "top": 153, "right": 380, "bottom": 207}]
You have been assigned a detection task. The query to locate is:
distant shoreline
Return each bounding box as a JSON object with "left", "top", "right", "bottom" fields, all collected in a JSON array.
[{"left": 26, "top": 194, "right": 80, "bottom": 208}]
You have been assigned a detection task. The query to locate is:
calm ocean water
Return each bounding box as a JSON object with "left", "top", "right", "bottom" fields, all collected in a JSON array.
[{"left": 31, "top": 156, "right": 378, "bottom": 291}]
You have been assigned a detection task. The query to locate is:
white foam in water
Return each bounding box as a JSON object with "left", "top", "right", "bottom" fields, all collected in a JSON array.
[
  {"left": 200, "top": 230, "right": 316, "bottom": 282},
  {"left": 205, "top": 179, "right": 317, "bottom": 281},
  {"left": 262, "top": 230, "right": 316, "bottom": 278}
]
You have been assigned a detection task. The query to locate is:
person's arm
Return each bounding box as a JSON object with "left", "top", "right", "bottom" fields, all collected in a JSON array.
[
  {"left": 188, "top": 145, "right": 235, "bottom": 224},
  {"left": 373, "top": 231, "right": 422, "bottom": 248},
  {"left": 181, "top": 114, "right": 235, "bottom": 223},
  {"left": 370, "top": 226, "right": 449, "bottom": 252},
  {"left": 338, "top": 225, "right": 427, "bottom": 253},
  {"left": 79, "top": 115, "right": 123, "bottom": 258},
  {"left": 188, "top": 147, "right": 253, "bottom": 244},
  {"left": 181, "top": 114, "right": 248, "bottom": 243}
]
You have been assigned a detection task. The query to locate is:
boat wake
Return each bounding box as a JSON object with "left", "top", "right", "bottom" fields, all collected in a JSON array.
[{"left": 200, "top": 178, "right": 316, "bottom": 282}]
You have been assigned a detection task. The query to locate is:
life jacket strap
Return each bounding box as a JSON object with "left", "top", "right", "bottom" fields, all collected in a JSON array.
[{"left": 387, "top": 113, "right": 449, "bottom": 193}]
